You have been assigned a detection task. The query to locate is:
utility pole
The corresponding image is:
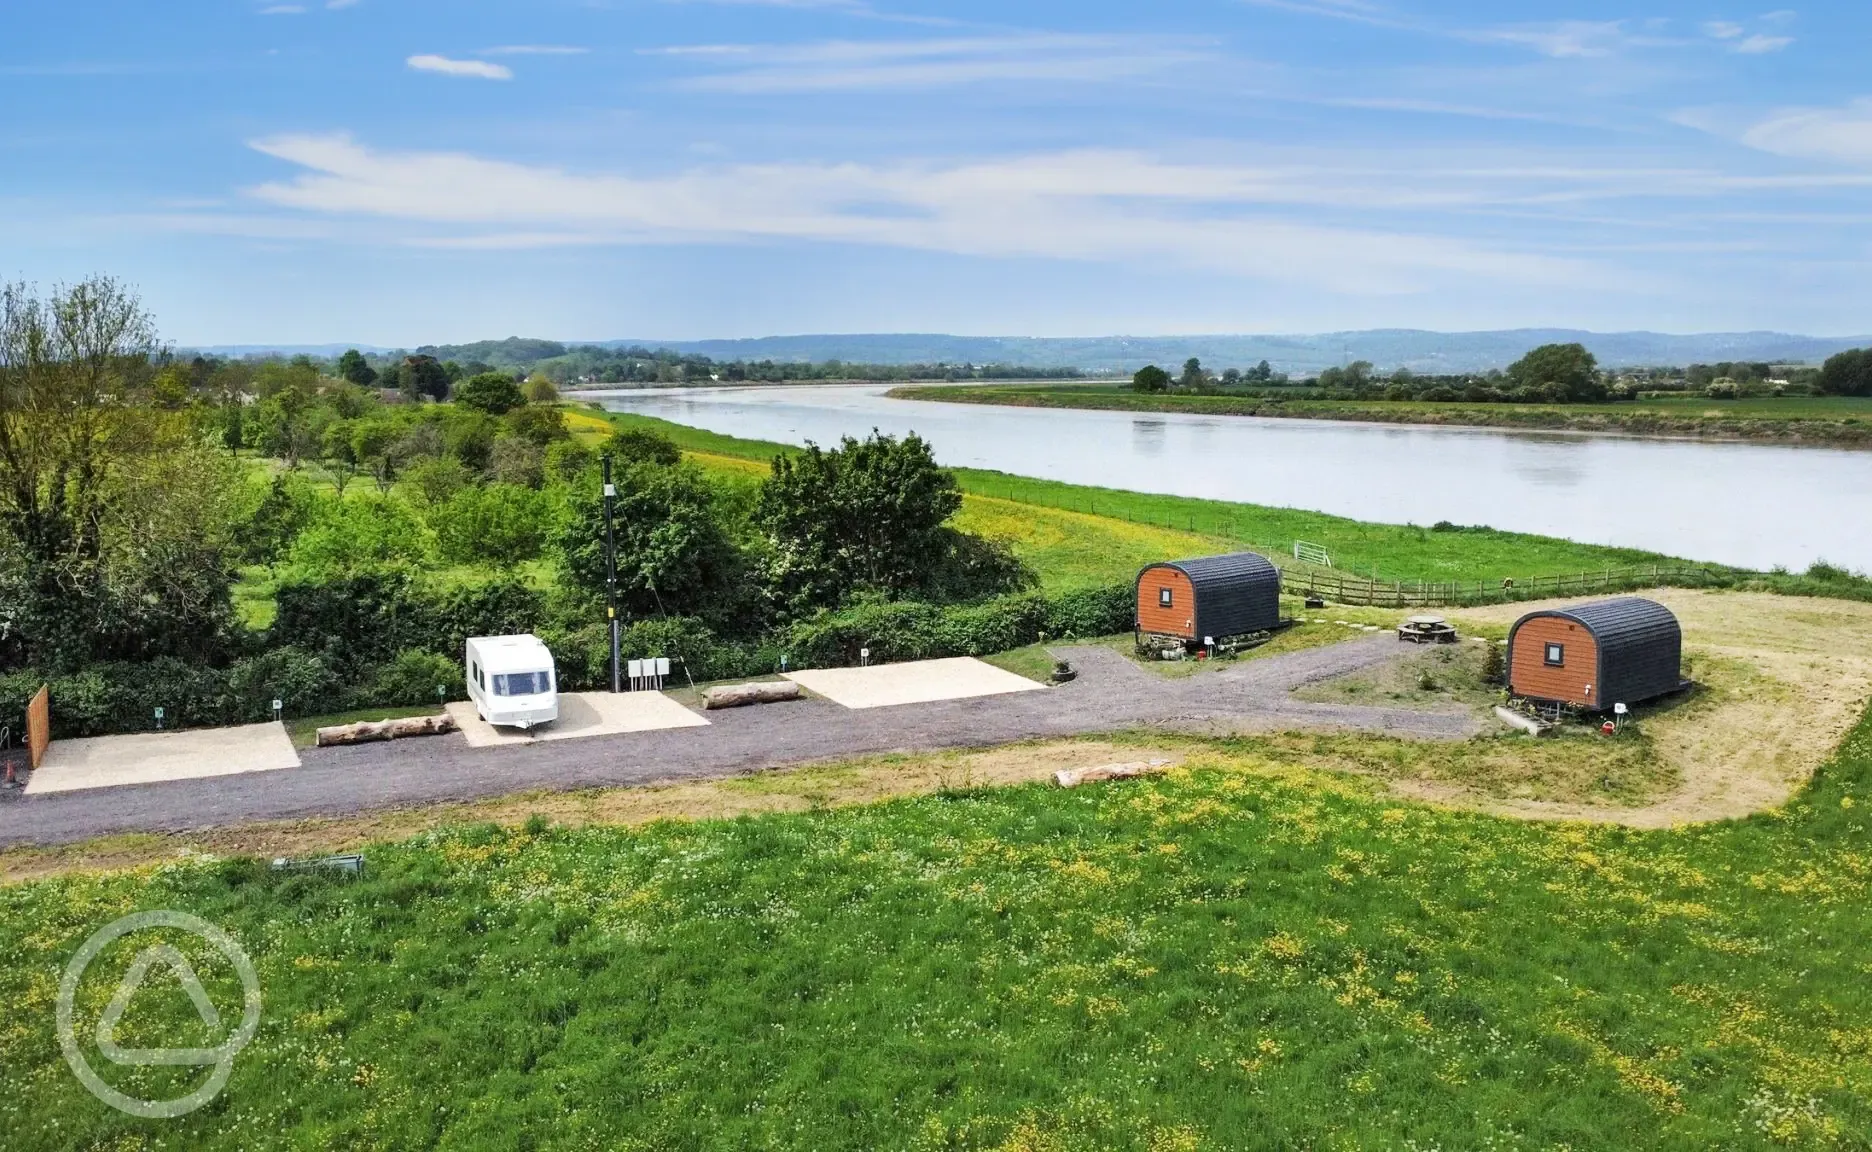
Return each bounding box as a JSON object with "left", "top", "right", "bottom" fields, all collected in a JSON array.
[{"left": 602, "top": 454, "right": 621, "bottom": 693}]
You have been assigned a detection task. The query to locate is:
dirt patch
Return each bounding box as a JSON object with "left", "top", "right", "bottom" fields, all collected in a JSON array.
[
  {"left": 0, "top": 739, "right": 1183, "bottom": 884},
  {"left": 1434, "top": 589, "right": 1872, "bottom": 827}
]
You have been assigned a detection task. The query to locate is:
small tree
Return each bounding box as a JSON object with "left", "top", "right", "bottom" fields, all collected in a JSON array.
[
  {"left": 432, "top": 484, "right": 551, "bottom": 566},
  {"left": 456, "top": 372, "right": 526, "bottom": 415},
  {"left": 336, "top": 348, "right": 377, "bottom": 387},
  {"left": 1178, "top": 357, "right": 1207, "bottom": 390},
  {"left": 351, "top": 420, "right": 403, "bottom": 494},
  {"left": 320, "top": 419, "right": 361, "bottom": 495},
  {"left": 1132, "top": 364, "right": 1171, "bottom": 393},
  {"left": 522, "top": 375, "right": 559, "bottom": 403},
  {"left": 603, "top": 427, "right": 682, "bottom": 467}
]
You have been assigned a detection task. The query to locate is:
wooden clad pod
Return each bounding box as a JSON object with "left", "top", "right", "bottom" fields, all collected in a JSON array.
[
  {"left": 1507, "top": 597, "right": 1683, "bottom": 710},
  {"left": 1135, "top": 552, "right": 1282, "bottom": 644}
]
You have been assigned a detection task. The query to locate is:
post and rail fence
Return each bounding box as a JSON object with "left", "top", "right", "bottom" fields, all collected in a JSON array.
[{"left": 1278, "top": 564, "right": 1720, "bottom": 609}]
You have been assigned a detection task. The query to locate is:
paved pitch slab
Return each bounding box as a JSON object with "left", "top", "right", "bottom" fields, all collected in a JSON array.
[
  {"left": 24, "top": 722, "right": 300, "bottom": 796},
  {"left": 447, "top": 691, "right": 708, "bottom": 748},
  {"left": 785, "top": 657, "right": 1046, "bottom": 710}
]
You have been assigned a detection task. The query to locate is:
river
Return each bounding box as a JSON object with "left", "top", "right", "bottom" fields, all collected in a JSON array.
[{"left": 588, "top": 384, "right": 1872, "bottom": 573}]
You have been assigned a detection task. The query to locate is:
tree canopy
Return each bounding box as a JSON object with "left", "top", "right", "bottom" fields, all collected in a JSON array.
[
  {"left": 455, "top": 372, "right": 525, "bottom": 415},
  {"left": 1505, "top": 343, "right": 1605, "bottom": 402},
  {"left": 1132, "top": 365, "right": 1171, "bottom": 393},
  {"left": 1818, "top": 349, "right": 1872, "bottom": 397},
  {"left": 759, "top": 431, "right": 963, "bottom": 610}
]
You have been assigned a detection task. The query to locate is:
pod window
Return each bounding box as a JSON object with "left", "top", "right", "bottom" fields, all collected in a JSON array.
[
  {"left": 1158, "top": 587, "right": 1174, "bottom": 608},
  {"left": 1544, "top": 642, "right": 1565, "bottom": 667}
]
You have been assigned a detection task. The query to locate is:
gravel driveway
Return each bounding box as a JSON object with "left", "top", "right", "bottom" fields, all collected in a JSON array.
[{"left": 0, "top": 634, "right": 1474, "bottom": 847}]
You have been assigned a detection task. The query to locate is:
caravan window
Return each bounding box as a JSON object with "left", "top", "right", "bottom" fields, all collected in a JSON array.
[{"left": 494, "top": 671, "right": 552, "bottom": 697}]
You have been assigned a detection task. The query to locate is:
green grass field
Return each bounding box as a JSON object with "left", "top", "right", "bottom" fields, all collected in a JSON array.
[
  {"left": 5, "top": 713, "right": 1868, "bottom": 1149},
  {"left": 893, "top": 384, "right": 1872, "bottom": 448}
]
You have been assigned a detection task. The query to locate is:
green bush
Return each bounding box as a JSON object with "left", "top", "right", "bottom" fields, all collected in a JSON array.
[
  {"left": 368, "top": 649, "right": 460, "bottom": 707},
  {"left": 430, "top": 484, "right": 554, "bottom": 566},
  {"left": 285, "top": 496, "right": 433, "bottom": 578}
]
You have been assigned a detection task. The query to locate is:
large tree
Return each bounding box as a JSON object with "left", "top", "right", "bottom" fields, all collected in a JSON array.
[
  {"left": 758, "top": 430, "right": 962, "bottom": 609},
  {"left": 557, "top": 460, "right": 744, "bottom": 623},
  {"left": 0, "top": 276, "right": 237, "bottom": 668},
  {"left": 1506, "top": 343, "right": 1605, "bottom": 402},
  {"left": 1132, "top": 364, "right": 1171, "bottom": 393},
  {"left": 1817, "top": 348, "right": 1872, "bottom": 397},
  {"left": 400, "top": 354, "right": 451, "bottom": 402}
]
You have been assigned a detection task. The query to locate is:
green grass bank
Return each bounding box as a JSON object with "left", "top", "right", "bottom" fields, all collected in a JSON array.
[{"left": 890, "top": 383, "right": 1872, "bottom": 449}]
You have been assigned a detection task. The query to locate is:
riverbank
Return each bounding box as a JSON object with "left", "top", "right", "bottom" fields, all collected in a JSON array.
[
  {"left": 590, "top": 407, "right": 1872, "bottom": 603},
  {"left": 889, "top": 383, "right": 1872, "bottom": 449}
]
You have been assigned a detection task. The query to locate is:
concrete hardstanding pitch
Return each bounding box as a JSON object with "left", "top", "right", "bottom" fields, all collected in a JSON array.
[
  {"left": 23, "top": 722, "right": 300, "bottom": 796},
  {"left": 447, "top": 692, "right": 709, "bottom": 748},
  {"left": 785, "top": 657, "right": 1047, "bottom": 710}
]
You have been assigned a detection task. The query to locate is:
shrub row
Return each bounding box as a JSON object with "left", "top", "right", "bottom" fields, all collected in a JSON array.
[{"left": 1, "top": 582, "right": 1136, "bottom": 738}]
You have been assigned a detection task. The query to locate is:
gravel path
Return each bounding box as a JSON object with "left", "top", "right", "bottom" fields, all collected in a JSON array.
[{"left": 0, "top": 634, "right": 1474, "bottom": 847}]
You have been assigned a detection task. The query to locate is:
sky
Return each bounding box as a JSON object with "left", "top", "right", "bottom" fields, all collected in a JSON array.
[{"left": 3, "top": 1, "right": 1871, "bottom": 345}]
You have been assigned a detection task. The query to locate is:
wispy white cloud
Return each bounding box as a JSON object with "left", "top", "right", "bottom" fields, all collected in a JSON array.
[
  {"left": 406, "top": 55, "right": 512, "bottom": 80},
  {"left": 482, "top": 45, "right": 588, "bottom": 56},
  {"left": 1460, "top": 20, "right": 1670, "bottom": 59},
  {"left": 233, "top": 133, "right": 1610, "bottom": 294},
  {"left": 1733, "top": 34, "right": 1793, "bottom": 54},
  {"left": 1740, "top": 98, "right": 1872, "bottom": 166},
  {"left": 648, "top": 33, "right": 1214, "bottom": 93},
  {"left": 1703, "top": 21, "right": 1744, "bottom": 40},
  {"left": 259, "top": 4, "right": 306, "bottom": 13}
]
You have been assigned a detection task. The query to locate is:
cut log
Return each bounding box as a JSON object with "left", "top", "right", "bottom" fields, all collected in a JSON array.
[
  {"left": 316, "top": 713, "right": 457, "bottom": 747},
  {"left": 703, "top": 681, "right": 804, "bottom": 710},
  {"left": 1055, "top": 759, "right": 1173, "bottom": 788}
]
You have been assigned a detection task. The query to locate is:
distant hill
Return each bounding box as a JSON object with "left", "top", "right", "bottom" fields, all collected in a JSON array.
[{"left": 180, "top": 330, "right": 1871, "bottom": 375}]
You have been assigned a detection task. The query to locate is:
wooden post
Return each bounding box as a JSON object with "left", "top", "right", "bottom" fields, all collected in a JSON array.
[{"left": 26, "top": 685, "right": 49, "bottom": 770}]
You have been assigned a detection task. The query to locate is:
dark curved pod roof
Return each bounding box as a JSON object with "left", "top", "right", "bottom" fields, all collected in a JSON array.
[
  {"left": 1510, "top": 596, "right": 1682, "bottom": 706},
  {"left": 1139, "top": 551, "right": 1282, "bottom": 640}
]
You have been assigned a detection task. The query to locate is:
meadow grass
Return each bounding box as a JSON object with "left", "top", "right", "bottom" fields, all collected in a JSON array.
[{"left": 4, "top": 711, "right": 1869, "bottom": 1149}]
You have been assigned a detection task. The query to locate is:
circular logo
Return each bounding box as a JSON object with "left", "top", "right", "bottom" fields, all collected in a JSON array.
[{"left": 57, "top": 910, "right": 262, "bottom": 1119}]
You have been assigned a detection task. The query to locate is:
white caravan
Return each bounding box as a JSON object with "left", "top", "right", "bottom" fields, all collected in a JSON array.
[{"left": 464, "top": 635, "right": 559, "bottom": 729}]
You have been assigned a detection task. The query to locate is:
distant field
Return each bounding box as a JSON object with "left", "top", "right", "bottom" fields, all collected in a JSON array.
[{"left": 893, "top": 384, "right": 1872, "bottom": 447}]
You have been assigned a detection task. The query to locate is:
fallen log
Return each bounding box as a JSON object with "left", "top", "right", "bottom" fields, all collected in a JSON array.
[
  {"left": 1055, "top": 759, "right": 1173, "bottom": 788},
  {"left": 316, "top": 713, "right": 457, "bottom": 747},
  {"left": 704, "top": 681, "right": 804, "bottom": 710}
]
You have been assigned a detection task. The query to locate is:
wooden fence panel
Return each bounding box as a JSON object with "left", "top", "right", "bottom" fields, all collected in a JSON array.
[{"left": 27, "top": 684, "right": 49, "bottom": 770}]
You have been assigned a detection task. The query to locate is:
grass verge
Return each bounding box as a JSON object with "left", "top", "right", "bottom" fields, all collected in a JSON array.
[{"left": 4, "top": 713, "right": 1870, "bottom": 1148}]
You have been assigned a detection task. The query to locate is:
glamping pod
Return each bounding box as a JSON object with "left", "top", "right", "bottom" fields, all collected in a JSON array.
[
  {"left": 1506, "top": 597, "right": 1683, "bottom": 711},
  {"left": 465, "top": 635, "right": 560, "bottom": 729},
  {"left": 1136, "top": 552, "right": 1283, "bottom": 646}
]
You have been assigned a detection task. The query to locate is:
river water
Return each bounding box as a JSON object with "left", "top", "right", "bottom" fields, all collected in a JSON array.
[{"left": 589, "top": 384, "right": 1872, "bottom": 574}]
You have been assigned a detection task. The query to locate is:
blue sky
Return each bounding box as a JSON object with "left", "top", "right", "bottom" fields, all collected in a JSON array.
[{"left": 4, "top": 1, "right": 1871, "bottom": 344}]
